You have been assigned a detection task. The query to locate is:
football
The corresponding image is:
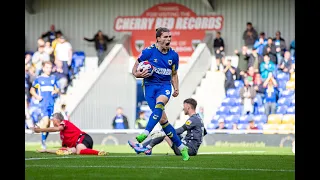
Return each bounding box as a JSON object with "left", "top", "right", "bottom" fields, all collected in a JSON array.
[{"left": 137, "top": 61, "right": 154, "bottom": 76}]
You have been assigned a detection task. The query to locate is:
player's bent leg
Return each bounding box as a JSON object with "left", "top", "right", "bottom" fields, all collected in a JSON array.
[
  {"left": 160, "top": 112, "right": 190, "bottom": 161},
  {"left": 136, "top": 95, "right": 169, "bottom": 143},
  {"left": 76, "top": 134, "right": 108, "bottom": 156}
]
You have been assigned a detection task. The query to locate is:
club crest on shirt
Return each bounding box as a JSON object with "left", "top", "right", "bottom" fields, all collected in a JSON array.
[
  {"left": 168, "top": 60, "right": 172, "bottom": 65},
  {"left": 186, "top": 120, "right": 192, "bottom": 125},
  {"left": 135, "top": 40, "right": 145, "bottom": 52}
]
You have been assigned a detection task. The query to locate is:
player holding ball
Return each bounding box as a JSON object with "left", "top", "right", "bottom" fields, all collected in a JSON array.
[{"left": 131, "top": 27, "right": 189, "bottom": 161}]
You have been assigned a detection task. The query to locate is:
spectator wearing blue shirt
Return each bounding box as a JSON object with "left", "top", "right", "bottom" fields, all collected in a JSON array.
[
  {"left": 263, "top": 73, "right": 278, "bottom": 116},
  {"left": 253, "top": 32, "right": 267, "bottom": 56},
  {"left": 260, "top": 55, "right": 276, "bottom": 81}
]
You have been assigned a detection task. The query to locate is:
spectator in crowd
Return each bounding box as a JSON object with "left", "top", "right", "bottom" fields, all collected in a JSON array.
[
  {"left": 215, "top": 119, "right": 227, "bottom": 129},
  {"left": 263, "top": 73, "right": 278, "bottom": 116},
  {"left": 223, "top": 59, "right": 236, "bottom": 93},
  {"left": 25, "top": 53, "right": 32, "bottom": 69},
  {"left": 290, "top": 39, "right": 295, "bottom": 58},
  {"left": 248, "top": 48, "right": 263, "bottom": 73},
  {"left": 52, "top": 31, "right": 63, "bottom": 57},
  {"left": 260, "top": 55, "right": 276, "bottom": 81},
  {"left": 44, "top": 41, "right": 54, "bottom": 61},
  {"left": 215, "top": 51, "right": 225, "bottom": 71},
  {"left": 41, "top": 24, "right": 63, "bottom": 45},
  {"left": 273, "top": 31, "right": 287, "bottom": 63},
  {"left": 247, "top": 119, "right": 258, "bottom": 130},
  {"left": 55, "top": 36, "right": 72, "bottom": 79},
  {"left": 83, "top": 30, "right": 115, "bottom": 66},
  {"left": 263, "top": 37, "right": 277, "bottom": 64},
  {"left": 52, "top": 60, "right": 68, "bottom": 94},
  {"left": 240, "top": 77, "right": 256, "bottom": 115},
  {"left": 245, "top": 66, "right": 256, "bottom": 83},
  {"left": 232, "top": 123, "right": 239, "bottom": 130},
  {"left": 253, "top": 32, "right": 267, "bottom": 56},
  {"left": 213, "top": 31, "right": 225, "bottom": 70},
  {"left": 32, "top": 45, "right": 50, "bottom": 75},
  {"left": 234, "top": 46, "right": 250, "bottom": 78},
  {"left": 135, "top": 111, "right": 147, "bottom": 129},
  {"left": 37, "top": 38, "right": 45, "bottom": 47},
  {"left": 242, "top": 22, "right": 258, "bottom": 49},
  {"left": 60, "top": 104, "right": 69, "bottom": 120},
  {"left": 112, "top": 107, "right": 129, "bottom": 129},
  {"left": 253, "top": 73, "right": 265, "bottom": 105},
  {"left": 278, "top": 51, "right": 292, "bottom": 74}
]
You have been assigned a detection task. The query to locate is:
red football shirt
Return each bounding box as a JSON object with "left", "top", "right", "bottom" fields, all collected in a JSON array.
[{"left": 59, "top": 120, "right": 86, "bottom": 148}]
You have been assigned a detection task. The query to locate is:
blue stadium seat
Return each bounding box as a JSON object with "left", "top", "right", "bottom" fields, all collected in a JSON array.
[
  {"left": 225, "top": 115, "right": 240, "bottom": 124},
  {"left": 225, "top": 123, "right": 233, "bottom": 129},
  {"left": 277, "top": 97, "right": 291, "bottom": 106},
  {"left": 254, "top": 97, "right": 263, "bottom": 106},
  {"left": 216, "top": 106, "right": 231, "bottom": 115},
  {"left": 280, "top": 90, "right": 294, "bottom": 98},
  {"left": 234, "top": 98, "right": 242, "bottom": 106},
  {"left": 276, "top": 105, "right": 288, "bottom": 114},
  {"left": 253, "top": 114, "right": 268, "bottom": 123},
  {"left": 226, "top": 88, "right": 239, "bottom": 98},
  {"left": 211, "top": 115, "right": 226, "bottom": 124},
  {"left": 234, "top": 80, "right": 244, "bottom": 89},
  {"left": 222, "top": 98, "right": 233, "bottom": 106},
  {"left": 239, "top": 115, "right": 252, "bottom": 124},
  {"left": 237, "top": 123, "right": 247, "bottom": 130},
  {"left": 257, "top": 123, "right": 264, "bottom": 130},
  {"left": 229, "top": 106, "right": 242, "bottom": 115},
  {"left": 207, "top": 123, "right": 216, "bottom": 130},
  {"left": 276, "top": 72, "right": 290, "bottom": 81},
  {"left": 291, "top": 99, "right": 295, "bottom": 106},
  {"left": 254, "top": 106, "right": 265, "bottom": 115},
  {"left": 286, "top": 106, "right": 295, "bottom": 114},
  {"left": 277, "top": 80, "right": 287, "bottom": 91}
]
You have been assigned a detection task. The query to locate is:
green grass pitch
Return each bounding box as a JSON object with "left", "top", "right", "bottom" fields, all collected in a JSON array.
[{"left": 25, "top": 143, "right": 295, "bottom": 180}]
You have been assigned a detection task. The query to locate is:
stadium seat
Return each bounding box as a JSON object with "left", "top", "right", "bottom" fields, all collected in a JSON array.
[
  {"left": 237, "top": 123, "right": 247, "bottom": 130},
  {"left": 253, "top": 97, "right": 263, "bottom": 106},
  {"left": 290, "top": 72, "right": 295, "bottom": 81},
  {"left": 276, "top": 106, "right": 288, "bottom": 114},
  {"left": 225, "top": 123, "right": 233, "bottom": 129},
  {"left": 234, "top": 98, "right": 242, "bottom": 106},
  {"left": 291, "top": 99, "right": 295, "bottom": 106},
  {"left": 280, "top": 90, "right": 294, "bottom": 98},
  {"left": 276, "top": 72, "right": 290, "bottom": 81},
  {"left": 211, "top": 115, "right": 225, "bottom": 124},
  {"left": 286, "top": 81, "right": 295, "bottom": 90},
  {"left": 277, "top": 97, "right": 291, "bottom": 106},
  {"left": 256, "top": 123, "right": 264, "bottom": 130},
  {"left": 262, "top": 124, "right": 278, "bottom": 134},
  {"left": 216, "top": 106, "right": 231, "bottom": 115},
  {"left": 229, "top": 106, "right": 242, "bottom": 115},
  {"left": 222, "top": 98, "right": 236, "bottom": 106},
  {"left": 207, "top": 123, "right": 216, "bottom": 130},
  {"left": 226, "top": 89, "right": 239, "bottom": 98},
  {"left": 225, "top": 115, "right": 240, "bottom": 124},
  {"left": 267, "top": 114, "right": 283, "bottom": 124},
  {"left": 282, "top": 114, "right": 295, "bottom": 125},
  {"left": 277, "top": 80, "right": 287, "bottom": 91},
  {"left": 239, "top": 115, "right": 252, "bottom": 124},
  {"left": 234, "top": 80, "right": 244, "bottom": 89},
  {"left": 286, "top": 106, "right": 295, "bottom": 114},
  {"left": 253, "top": 115, "right": 268, "bottom": 123},
  {"left": 255, "top": 106, "right": 265, "bottom": 115},
  {"left": 277, "top": 124, "right": 294, "bottom": 133}
]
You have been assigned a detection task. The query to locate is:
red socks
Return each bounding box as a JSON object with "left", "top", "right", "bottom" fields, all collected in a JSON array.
[{"left": 80, "top": 148, "right": 99, "bottom": 155}]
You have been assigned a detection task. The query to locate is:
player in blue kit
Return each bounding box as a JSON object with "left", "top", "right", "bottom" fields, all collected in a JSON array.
[
  {"left": 131, "top": 27, "right": 189, "bottom": 161},
  {"left": 30, "top": 61, "right": 59, "bottom": 149}
]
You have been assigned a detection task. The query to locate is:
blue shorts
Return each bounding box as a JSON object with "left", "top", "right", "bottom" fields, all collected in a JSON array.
[
  {"left": 40, "top": 105, "right": 54, "bottom": 119},
  {"left": 143, "top": 84, "right": 172, "bottom": 111}
]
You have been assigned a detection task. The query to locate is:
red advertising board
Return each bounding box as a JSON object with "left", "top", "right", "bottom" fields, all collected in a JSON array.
[{"left": 114, "top": 2, "right": 224, "bottom": 59}]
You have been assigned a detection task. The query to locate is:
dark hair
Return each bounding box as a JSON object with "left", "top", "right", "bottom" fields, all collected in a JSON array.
[
  {"left": 52, "top": 112, "right": 65, "bottom": 120},
  {"left": 260, "top": 32, "right": 265, "bottom": 36},
  {"left": 155, "top": 27, "right": 170, "bottom": 40},
  {"left": 216, "top": 31, "right": 221, "bottom": 35},
  {"left": 42, "top": 61, "right": 52, "bottom": 67},
  {"left": 183, "top": 98, "right": 197, "bottom": 110},
  {"left": 246, "top": 22, "right": 252, "bottom": 26}
]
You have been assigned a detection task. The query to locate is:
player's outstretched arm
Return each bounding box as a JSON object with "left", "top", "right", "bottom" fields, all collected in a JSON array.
[
  {"left": 33, "top": 125, "right": 64, "bottom": 133},
  {"left": 171, "top": 70, "right": 179, "bottom": 97}
]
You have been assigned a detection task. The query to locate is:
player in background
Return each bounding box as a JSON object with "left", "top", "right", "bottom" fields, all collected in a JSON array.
[
  {"left": 131, "top": 27, "right": 189, "bottom": 161},
  {"left": 129, "top": 98, "right": 207, "bottom": 156},
  {"left": 34, "top": 112, "right": 107, "bottom": 156},
  {"left": 30, "top": 61, "right": 59, "bottom": 150}
]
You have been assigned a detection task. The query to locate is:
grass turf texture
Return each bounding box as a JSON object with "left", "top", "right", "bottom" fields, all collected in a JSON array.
[{"left": 25, "top": 144, "right": 295, "bottom": 180}]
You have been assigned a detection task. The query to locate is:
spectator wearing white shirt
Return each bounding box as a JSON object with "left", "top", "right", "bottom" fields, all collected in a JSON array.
[
  {"left": 55, "top": 36, "right": 72, "bottom": 79},
  {"left": 32, "top": 45, "right": 50, "bottom": 75}
]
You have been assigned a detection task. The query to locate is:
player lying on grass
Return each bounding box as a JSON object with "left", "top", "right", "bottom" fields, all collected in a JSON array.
[
  {"left": 33, "top": 112, "right": 107, "bottom": 156},
  {"left": 129, "top": 98, "right": 207, "bottom": 156}
]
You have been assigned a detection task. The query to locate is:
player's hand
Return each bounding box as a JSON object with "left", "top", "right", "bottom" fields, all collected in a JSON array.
[
  {"left": 135, "top": 68, "right": 150, "bottom": 78},
  {"left": 51, "top": 90, "right": 58, "bottom": 95},
  {"left": 172, "top": 89, "right": 179, "bottom": 97},
  {"left": 36, "top": 95, "right": 43, "bottom": 101},
  {"left": 33, "top": 127, "right": 41, "bottom": 133}
]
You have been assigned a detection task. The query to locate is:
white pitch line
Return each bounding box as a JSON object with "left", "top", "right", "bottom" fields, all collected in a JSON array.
[
  {"left": 25, "top": 164, "right": 294, "bottom": 172},
  {"left": 25, "top": 155, "right": 164, "bottom": 161}
]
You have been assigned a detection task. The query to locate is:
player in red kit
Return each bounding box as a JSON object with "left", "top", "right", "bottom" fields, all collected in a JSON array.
[{"left": 33, "top": 112, "right": 107, "bottom": 156}]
